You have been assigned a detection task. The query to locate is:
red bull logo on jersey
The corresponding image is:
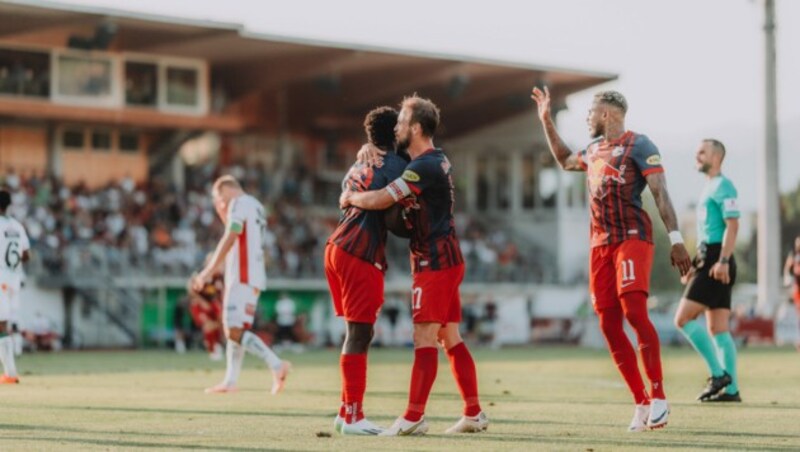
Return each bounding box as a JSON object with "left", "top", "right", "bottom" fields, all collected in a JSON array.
[{"left": 588, "top": 158, "right": 626, "bottom": 198}]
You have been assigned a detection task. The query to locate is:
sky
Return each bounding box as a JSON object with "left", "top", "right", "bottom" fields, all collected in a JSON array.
[{"left": 55, "top": 0, "right": 800, "bottom": 214}]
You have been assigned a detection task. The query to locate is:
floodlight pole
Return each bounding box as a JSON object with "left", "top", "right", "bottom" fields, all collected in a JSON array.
[{"left": 757, "top": 0, "right": 781, "bottom": 315}]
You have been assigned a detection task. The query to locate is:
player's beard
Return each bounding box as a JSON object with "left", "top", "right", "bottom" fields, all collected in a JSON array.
[
  {"left": 589, "top": 122, "right": 602, "bottom": 139},
  {"left": 698, "top": 162, "right": 711, "bottom": 174},
  {"left": 396, "top": 130, "right": 411, "bottom": 150}
]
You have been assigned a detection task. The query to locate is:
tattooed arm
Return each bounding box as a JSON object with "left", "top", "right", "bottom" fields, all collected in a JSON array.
[
  {"left": 646, "top": 172, "right": 692, "bottom": 276},
  {"left": 531, "top": 86, "right": 585, "bottom": 172}
]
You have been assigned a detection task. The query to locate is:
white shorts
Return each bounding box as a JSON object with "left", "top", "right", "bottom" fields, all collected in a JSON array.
[
  {"left": 223, "top": 282, "right": 260, "bottom": 329},
  {"left": 0, "top": 281, "right": 13, "bottom": 322}
]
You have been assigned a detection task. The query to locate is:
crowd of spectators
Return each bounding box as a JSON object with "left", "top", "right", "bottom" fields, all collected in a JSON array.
[{"left": 1, "top": 165, "right": 551, "bottom": 283}]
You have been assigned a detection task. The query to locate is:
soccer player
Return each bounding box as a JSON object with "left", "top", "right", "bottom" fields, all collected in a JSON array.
[
  {"left": 341, "top": 95, "right": 488, "bottom": 436},
  {"left": 0, "top": 189, "right": 29, "bottom": 384},
  {"left": 326, "top": 106, "right": 407, "bottom": 435},
  {"left": 530, "top": 87, "right": 692, "bottom": 432},
  {"left": 192, "top": 176, "right": 290, "bottom": 395},
  {"left": 187, "top": 269, "right": 224, "bottom": 360},
  {"left": 674, "top": 139, "right": 741, "bottom": 402},
  {"left": 784, "top": 235, "right": 800, "bottom": 351}
]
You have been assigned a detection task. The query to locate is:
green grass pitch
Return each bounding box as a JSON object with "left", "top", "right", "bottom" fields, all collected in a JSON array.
[{"left": 1, "top": 347, "right": 799, "bottom": 451}]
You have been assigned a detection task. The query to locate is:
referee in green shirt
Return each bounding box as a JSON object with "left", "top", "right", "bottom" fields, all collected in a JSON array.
[{"left": 674, "top": 139, "right": 741, "bottom": 402}]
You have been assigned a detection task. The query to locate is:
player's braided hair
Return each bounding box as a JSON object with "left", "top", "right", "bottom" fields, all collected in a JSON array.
[
  {"left": 0, "top": 189, "right": 10, "bottom": 212},
  {"left": 402, "top": 94, "right": 440, "bottom": 137},
  {"left": 364, "top": 106, "right": 398, "bottom": 151},
  {"left": 594, "top": 90, "right": 628, "bottom": 114}
]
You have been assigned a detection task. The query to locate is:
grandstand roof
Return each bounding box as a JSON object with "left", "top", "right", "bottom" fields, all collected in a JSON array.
[{"left": 0, "top": 0, "right": 617, "bottom": 137}]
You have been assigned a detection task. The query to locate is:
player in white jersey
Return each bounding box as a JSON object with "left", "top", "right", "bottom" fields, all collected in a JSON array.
[
  {"left": 0, "top": 190, "right": 29, "bottom": 384},
  {"left": 193, "top": 176, "right": 290, "bottom": 395}
]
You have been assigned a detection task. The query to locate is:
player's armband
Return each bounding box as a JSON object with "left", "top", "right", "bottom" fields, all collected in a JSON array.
[
  {"left": 228, "top": 221, "right": 243, "bottom": 233},
  {"left": 386, "top": 178, "right": 412, "bottom": 202}
]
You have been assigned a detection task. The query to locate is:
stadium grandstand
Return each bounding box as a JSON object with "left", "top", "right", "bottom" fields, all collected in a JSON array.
[{"left": 0, "top": 0, "right": 616, "bottom": 349}]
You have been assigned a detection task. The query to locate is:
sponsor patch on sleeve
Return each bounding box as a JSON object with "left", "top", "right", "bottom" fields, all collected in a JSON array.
[
  {"left": 723, "top": 198, "right": 739, "bottom": 212},
  {"left": 402, "top": 170, "right": 421, "bottom": 182},
  {"left": 646, "top": 155, "right": 662, "bottom": 166}
]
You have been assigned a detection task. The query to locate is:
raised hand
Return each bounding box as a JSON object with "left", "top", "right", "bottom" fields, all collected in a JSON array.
[{"left": 530, "top": 86, "right": 552, "bottom": 122}]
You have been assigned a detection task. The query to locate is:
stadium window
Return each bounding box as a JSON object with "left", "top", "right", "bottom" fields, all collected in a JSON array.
[
  {"left": 165, "top": 66, "right": 198, "bottom": 107},
  {"left": 62, "top": 128, "right": 85, "bottom": 150},
  {"left": 91, "top": 129, "right": 112, "bottom": 152},
  {"left": 0, "top": 48, "right": 50, "bottom": 98},
  {"left": 125, "top": 61, "right": 157, "bottom": 107},
  {"left": 57, "top": 54, "right": 112, "bottom": 97},
  {"left": 119, "top": 131, "right": 140, "bottom": 153}
]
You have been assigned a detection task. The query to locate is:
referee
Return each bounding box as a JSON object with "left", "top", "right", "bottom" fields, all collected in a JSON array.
[{"left": 674, "top": 139, "right": 741, "bottom": 402}]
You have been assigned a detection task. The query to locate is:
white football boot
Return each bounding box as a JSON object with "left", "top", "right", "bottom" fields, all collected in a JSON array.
[
  {"left": 647, "top": 399, "right": 669, "bottom": 430},
  {"left": 444, "top": 411, "right": 489, "bottom": 434},
  {"left": 627, "top": 404, "right": 650, "bottom": 433},
  {"left": 270, "top": 361, "right": 291, "bottom": 395},
  {"left": 379, "top": 416, "right": 429, "bottom": 436},
  {"left": 341, "top": 418, "right": 385, "bottom": 436},
  {"left": 333, "top": 414, "right": 344, "bottom": 434}
]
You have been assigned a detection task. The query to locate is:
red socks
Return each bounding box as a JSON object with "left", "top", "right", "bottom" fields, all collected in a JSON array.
[
  {"left": 598, "top": 305, "right": 650, "bottom": 405},
  {"left": 404, "top": 347, "right": 438, "bottom": 422},
  {"left": 340, "top": 353, "right": 367, "bottom": 423},
  {"left": 446, "top": 342, "right": 482, "bottom": 416},
  {"left": 620, "top": 291, "right": 665, "bottom": 400},
  {"left": 340, "top": 344, "right": 480, "bottom": 422},
  {"left": 203, "top": 329, "right": 219, "bottom": 353}
]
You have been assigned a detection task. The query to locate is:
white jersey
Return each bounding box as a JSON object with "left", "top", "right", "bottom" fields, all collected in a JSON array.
[
  {"left": 0, "top": 215, "right": 30, "bottom": 287},
  {"left": 225, "top": 194, "right": 267, "bottom": 290}
]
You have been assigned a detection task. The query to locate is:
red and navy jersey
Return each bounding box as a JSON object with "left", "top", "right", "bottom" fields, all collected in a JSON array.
[
  {"left": 577, "top": 131, "right": 664, "bottom": 248},
  {"left": 327, "top": 152, "right": 407, "bottom": 271},
  {"left": 386, "top": 148, "right": 464, "bottom": 273}
]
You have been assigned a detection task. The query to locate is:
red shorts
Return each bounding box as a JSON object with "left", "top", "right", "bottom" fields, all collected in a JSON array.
[
  {"left": 590, "top": 239, "right": 654, "bottom": 312},
  {"left": 324, "top": 243, "right": 384, "bottom": 324},
  {"left": 190, "top": 301, "right": 222, "bottom": 328},
  {"left": 411, "top": 264, "right": 464, "bottom": 325}
]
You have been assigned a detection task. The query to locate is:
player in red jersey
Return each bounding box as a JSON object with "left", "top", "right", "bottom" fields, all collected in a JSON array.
[
  {"left": 531, "top": 87, "right": 691, "bottom": 432},
  {"left": 341, "top": 95, "right": 487, "bottom": 436},
  {"left": 326, "top": 106, "right": 407, "bottom": 435},
  {"left": 783, "top": 236, "right": 800, "bottom": 351},
  {"left": 187, "top": 271, "right": 224, "bottom": 360}
]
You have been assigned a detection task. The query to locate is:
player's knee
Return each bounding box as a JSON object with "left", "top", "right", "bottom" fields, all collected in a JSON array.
[
  {"left": 708, "top": 323, "right": 728, "bottom": 336},
  {"left": 437, "top": 327, "right": 462, "bottom": 350},
  {"left": 226, "top": 328, "right": 243, "bottom": 343},
  {"left": 344, "top": 323, "right": 373, "bottom": 354},
  {"left": 413, "top": 325, "right": 439, "bottom": 348}
]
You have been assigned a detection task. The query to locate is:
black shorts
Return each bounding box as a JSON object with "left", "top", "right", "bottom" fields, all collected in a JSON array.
[{"left": 683, "top": 243, "right": 736, "bottom": 310}]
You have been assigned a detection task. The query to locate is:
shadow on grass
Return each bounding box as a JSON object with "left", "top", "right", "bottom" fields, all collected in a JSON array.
[
  {"left": 0, "top": 423, "right": 172, "bottom": 437},
  {"left": 54, "top": 405, "right": 325, "bottom": 419},
  {"left": 0, "top": 436, "right": 279, "bottom": 451},
  {"left": 439, "top": 431, "right": 800, "bottom": 451}
]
